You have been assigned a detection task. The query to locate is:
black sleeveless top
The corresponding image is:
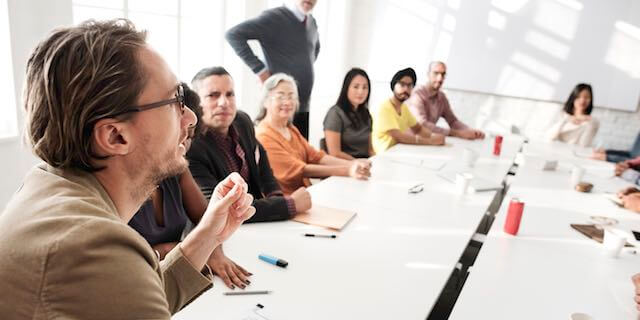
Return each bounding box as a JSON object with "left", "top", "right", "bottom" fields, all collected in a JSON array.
[{"left": 129, "top": 176, "right": 188, "bottom": 246}]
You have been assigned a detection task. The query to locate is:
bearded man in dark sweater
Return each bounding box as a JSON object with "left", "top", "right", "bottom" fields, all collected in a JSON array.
[{"left": 225, "top": 0, "right": 320, "bottom": 139}]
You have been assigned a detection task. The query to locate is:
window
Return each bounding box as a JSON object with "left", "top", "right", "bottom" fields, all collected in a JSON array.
[
  {"left": 0, "top": 0, "right": 18, "bottom": 139},
  {"left": 72, "top": 0, "right": 240, "bottom": 85},
  {"left": 71, "top": 1, "right": 340, "bottom": 119}
]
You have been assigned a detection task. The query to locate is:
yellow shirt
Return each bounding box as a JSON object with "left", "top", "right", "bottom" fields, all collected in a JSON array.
[{"left": 372, "top": 99, "right": 418, "bottom": 153}]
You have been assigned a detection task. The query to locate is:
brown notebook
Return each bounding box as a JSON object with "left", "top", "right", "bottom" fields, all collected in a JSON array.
[
  {"left": 570, "top": 224, "right": 634, "bottom": 247},
  {"left": 293, "top": 205, "right": 357, "bottom": 230}
]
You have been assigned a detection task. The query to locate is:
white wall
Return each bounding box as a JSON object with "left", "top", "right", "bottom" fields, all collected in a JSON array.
[
  {"left": 0, "top": 0, "right": 72, "bottom": 210},
  {"left": 444, "top": 0, "right": 640, "bottom": 112}
]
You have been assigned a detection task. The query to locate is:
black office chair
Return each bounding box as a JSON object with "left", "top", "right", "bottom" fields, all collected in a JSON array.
[
  {"left": 606, "top": 130, "right": 640, "bottom": 163},
  {"left": 319, "top": 138, "right": 328, "bottom": 152}
]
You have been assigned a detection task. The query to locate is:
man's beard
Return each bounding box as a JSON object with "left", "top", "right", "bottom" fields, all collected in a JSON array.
[
  {"left": 148, "top": 149, "right": 188, "bottom": 185},
  {"left": 394, "top": 92, "right": 410, "bottom": 102},
  {"left": 126, "top": 134, "right": 188, "bottom": 202}
]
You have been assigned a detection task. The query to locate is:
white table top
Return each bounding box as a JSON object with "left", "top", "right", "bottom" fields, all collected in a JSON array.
[
  {"left": 450, "top": 148, "right": 640, "bottom": 320},
  {"left": 174, "top": 137, "right": 524, "bottom": 320},
  {"left": 386, "top": 135, "right": 524, "bottom": 164}
]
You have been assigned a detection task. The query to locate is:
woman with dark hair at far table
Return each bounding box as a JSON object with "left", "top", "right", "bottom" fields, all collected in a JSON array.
[{"left": 545, "top": 83, "right": 599, "bottom": 147}]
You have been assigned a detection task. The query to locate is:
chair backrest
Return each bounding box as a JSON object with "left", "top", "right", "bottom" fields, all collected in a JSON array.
[
  {"left": 319, "top": 138, "right": 327, "bottom": 152},
  {"left": 630, "top": 131, "right": 640, "bottom": 158}
]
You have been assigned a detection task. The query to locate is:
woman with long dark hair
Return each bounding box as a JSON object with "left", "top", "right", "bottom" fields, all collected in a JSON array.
[
  {"left": 322, "top": 68, "right": 374, "bottom": 159},
  {"left": 545, "top": 83, "right": 599, "bottom": 147}
]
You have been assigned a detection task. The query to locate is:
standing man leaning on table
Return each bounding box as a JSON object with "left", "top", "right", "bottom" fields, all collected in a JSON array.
[
  {"left": 407, "top": 61, "right": 485, "bottom": 140},
  {"left": 225, "top": 0, "right": 320, "bottom": 139},
  {"left": 0, "top": 19, "right": 255, "bottom": 319},
  {"left": 372, "top": 67, "right": 445, "bottom": 153}
]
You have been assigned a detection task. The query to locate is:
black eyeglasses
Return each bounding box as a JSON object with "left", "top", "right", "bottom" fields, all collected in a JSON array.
[
  {"left": 397, "top": 80, "right": 414, "bottom": 89},
  {"left": 110, "top": 83, "right": 186, "bottom": 118}
]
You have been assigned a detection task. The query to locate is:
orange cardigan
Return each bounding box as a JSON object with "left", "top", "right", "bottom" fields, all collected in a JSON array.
[{"left": 256, "top": 122, "right": 325, "bottom": 195}]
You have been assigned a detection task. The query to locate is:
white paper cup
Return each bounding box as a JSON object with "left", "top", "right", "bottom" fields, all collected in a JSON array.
[
  {"left": 602, "top": 228, "right": 626, "bottom": 258},
  {"left": 570, "top": 166, "right": 585, "bottom": 186},
  {"left": 456, "top": 173, "right": 473, "bottom": 194},
  {"left": 462, "top": 148, "right": 478, "bottom": 168}
]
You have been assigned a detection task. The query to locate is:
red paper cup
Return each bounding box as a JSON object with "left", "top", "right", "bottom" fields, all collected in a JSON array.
[
  {"left": 493, "top": 135, "right": 503, "bottom": 156},
  {"left": 504, "top": 198, "right": 524, "bottom": 235}
]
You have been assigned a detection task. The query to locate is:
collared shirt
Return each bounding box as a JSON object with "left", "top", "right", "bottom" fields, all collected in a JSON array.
[
  {"left": 210, "top": 126, "right": 296, "bottom": 216},
  {"left": 406, "top": 83, "right": 469, "bottom": 136},
  {"left": 285, "top": 1, "right": 307, "bottom": 22},
  {"left": 209, "top": 126, "right": 250, "bottom": 182}
]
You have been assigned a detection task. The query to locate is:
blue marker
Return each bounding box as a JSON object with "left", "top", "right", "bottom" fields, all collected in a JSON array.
[{"left": 259, "top": 254, "right": 288, "bottom": 268}]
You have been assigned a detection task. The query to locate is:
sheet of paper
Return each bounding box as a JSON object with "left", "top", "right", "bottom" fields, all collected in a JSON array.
[
  {"left": 367, "top": 178, "right": 423, "bottom": 190},
  {"left": 293, "top": 205, "right": 357, "bottom": 230},
  {"left": 437, "top": 171, "right": 503, "bottom": 192},
  {"left": 382, "top": 157, "right": 447, "bottom": 171}
]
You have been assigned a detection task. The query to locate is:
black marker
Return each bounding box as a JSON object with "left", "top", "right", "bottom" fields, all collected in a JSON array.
[{"left": 304, "top": 233, "right": 337, "bottom": 238}]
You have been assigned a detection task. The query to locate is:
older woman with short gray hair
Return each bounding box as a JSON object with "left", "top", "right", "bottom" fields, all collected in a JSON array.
[{"left": 255, "top": 73, "right": 372, "bottom": 195}]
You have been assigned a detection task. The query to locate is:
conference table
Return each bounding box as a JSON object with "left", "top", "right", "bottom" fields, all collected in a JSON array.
[
  {"left": 449, "top": 140, "right": 640, "bottom": 319},
  {"left": 174, "top": 136, "right": 524, "bottom": 320}
]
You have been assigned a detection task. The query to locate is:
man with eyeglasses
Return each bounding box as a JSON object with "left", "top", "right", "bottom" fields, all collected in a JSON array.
[
  {"left": 0, "top": 20, "right": 255, "bottom": 319},
  {"left": 407, "top": 61, "right": 485, "bottom": 140},
  {"left": 187, "top": 66, "right": 312, "bottom": 222},
  {"left": 372, "top": 67, "right": 445, "bottom": 153}
]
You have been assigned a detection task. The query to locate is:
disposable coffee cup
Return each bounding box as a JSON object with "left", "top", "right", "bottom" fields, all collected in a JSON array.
[
  {"left": 602, "top": 228, "right": 626, "bottom": 258},
  {"left": 462, "top": 148, "right": 478, "bottom": 168},
  {"left": 456, "top": 173, "right": 473, "bottom": 194},
  {"left": 570, "top": 166, "right": 585, "bottom": 186}
]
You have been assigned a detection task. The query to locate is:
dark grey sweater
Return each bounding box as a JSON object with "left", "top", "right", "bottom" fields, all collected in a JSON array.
[{"left": 225, "top": 6, "right": 320, "bottom": 112}]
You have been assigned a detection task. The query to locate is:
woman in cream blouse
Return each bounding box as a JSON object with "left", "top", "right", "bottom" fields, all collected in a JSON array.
[{"left": 545, "top": 83, "right": 599, "bottom": 147}]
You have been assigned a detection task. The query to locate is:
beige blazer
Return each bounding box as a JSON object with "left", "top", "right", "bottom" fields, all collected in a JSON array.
[{"left": 0, "top": 164, "right": 212, "bottom": 319}]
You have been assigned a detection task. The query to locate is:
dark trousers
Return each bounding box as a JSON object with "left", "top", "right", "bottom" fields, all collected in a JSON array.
[{"left": 293, "top": 111, "right": 309, "bottom": 140}]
